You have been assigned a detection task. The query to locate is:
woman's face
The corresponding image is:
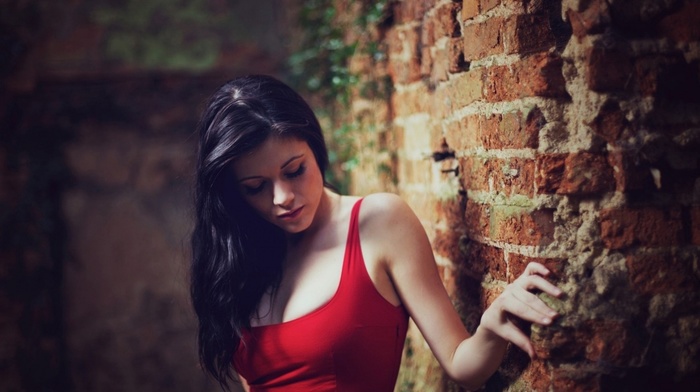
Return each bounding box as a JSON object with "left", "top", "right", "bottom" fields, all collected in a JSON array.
[{"left": 230, "top": 136, "right": 325, "bottom": 234}]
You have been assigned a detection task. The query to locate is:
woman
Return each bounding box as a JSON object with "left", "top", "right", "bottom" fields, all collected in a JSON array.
[{"left": 191, "top": 75, "right": 562, "bottom": 391}]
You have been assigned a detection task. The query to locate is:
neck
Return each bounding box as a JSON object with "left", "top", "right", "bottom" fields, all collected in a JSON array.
[{"left": 287, "top": 188, "right": 337, "bottom": 244}]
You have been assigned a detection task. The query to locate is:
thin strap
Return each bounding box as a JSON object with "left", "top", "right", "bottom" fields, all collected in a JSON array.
[{"left": 343, "top": 198, "right": 364, "bottom": 268}]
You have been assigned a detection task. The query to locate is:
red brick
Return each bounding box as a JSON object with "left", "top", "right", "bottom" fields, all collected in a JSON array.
[
  {"left": 482, "top": 285, "right": 504, "bottom": 308},
  {"left": 588, "top": 100, "right": 628, "bottom": 143},
  {"left": 433, "top": 69, "right": 484, "bottom": 116},
  {"left": 481, "top": 0, "right": 500, "bottom": 14},
  {"left": 606, "top": 151, "right": 655, "bottom": 192},
  {"left": 460, "top": 156, "right": 536, "bottom": 197},
  {"left": 505, "top": 14, "right": 556, "bottom": 55},
  {"left": 586, "top": 46, "right": 633, "bottom": 92},
  {"left": 429, "top": 122, "right": 445, "bottom": 152},
  {"left": 507, "top": 253, "right": 566, "bottom": 283},
  {"left": 435, "top": 196, "right": 466, "bottom": 228},
  {"left": 420, "top": 46, "right": 434, "bottom": 77},
  {"left": 464, "top": 201, "right": 490, "bottom": 239},
  {"left": 599, "top": 207, "right": 684, "bottom": 249},
  {"left": 433, "top": 229, "right": 464, "bottom": 263},
  {"left": 387, "top": 25, "right": 423, "bottom": 84},
  {"left": 391, "top": 0, "right": 438, "bottom": 23},
  {"left": 536, "top": 152, "right": 615, "bottom": 195},
  {"left": 533, "top": 326, "right": 586, "bottom": 361},
  {"left": 551, "top": 366, "right": 602, "bottom": 392},
  {"left": 566, "top": 0, "right": 611, "bottom": 39},
  {"left": 491, "top": 206, "right": 555, "bottom": 246},
  {"left": 634, "top": 54, "right": 700, "bottom": 101},
  {"left": 444, "top": 116, "right": 480, "bottom": 151},
  {"left": 400, "top": 159, "right": 433, "bottom": 185},
  {"left": 447, "top": 37, "right": 467, "bottom": 73},
  {"left": 462, "top": 241, "right": 506, "bottom": 280},
  {"left": 429, "top": 45, "right": 450, "bottom": 83},
  {"left": 479, "top": 107, "right": 542, "bottom": 149},
  {"left": 462, "top": 0, "right": 479, "bottom": 20},
  {"left": 391, "top": 86, "right": 431, "bottom": 117},
  {"left": 657, "top": 1, "right": 700, "bottom": 43},
  {"left": 627, "top": 249, "right": 698, "bottom": 295},
  {"left": 462, "top": 17, "right": 505, "bottom": 61},
  {"left": 433, "top": 2, "right": 461, "bottom": 40},
  {"left": 521, "top": 360, "right": 552, "bottom": 392},
  {"left": 484, "top": 52, "right": 568, "bottom": 101}
]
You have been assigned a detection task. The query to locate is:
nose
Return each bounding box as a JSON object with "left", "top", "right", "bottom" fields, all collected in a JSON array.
[{"left": 273, "top": 181, "right": 294, "bottom": 208}]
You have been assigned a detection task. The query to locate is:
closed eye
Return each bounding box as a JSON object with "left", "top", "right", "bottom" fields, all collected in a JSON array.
[
  {"left": 243, "top": 181, "right": 265, "bottom": 195},
  {"left": 286, "top": 164, "right": 306, "bottom": 178}
]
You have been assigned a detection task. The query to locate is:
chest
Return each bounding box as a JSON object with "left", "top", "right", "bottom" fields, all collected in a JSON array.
[{"left": 251, "top": 235, "right": 347, "bottom": 327}]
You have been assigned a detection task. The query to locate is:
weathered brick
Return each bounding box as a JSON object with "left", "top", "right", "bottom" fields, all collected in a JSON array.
[
  {"left": 392, "top": 86, "right": 431, "bottom": 117},
  {"left": 657, "top": 1, "right": 700, "bottom": 43},
  {"left": 433, "top": 69, "right": 484, "bottom": 117},
  {"left": 589, "top": 100, "right": 628, "bottom": 143},
  {"left": 479, "top": 107, "right": 542, "bottom": 149},
  {"left": 462, "top": 16, "right": 505, "bottom": 61},
  {"left": 491, "top": 206, "right": 555, "bottom": 246},
  {"left": 507, "top": 253, "right": 566, "bottom": 283},
  {"left": 421, "top": 46, "right": 434, "bottom": 77},
  {"left": 606, "top": 151, "right": 655, "bottom": 192},
  {"left": 433, "top": 228, "right": 464, "bottom": 263},
  {"left": 521, "top": 360, "right": 553, "bottom": 392},
  {"left": 460, "top": 156, "right": 535, "bottom": 197},
  {"left": 429, "top": 45, "right": 451, "bottom": 84},
  {"left": 400, "top": 158, "right": 434, "bottom": 185},
  {"left": 634, "top": 54, "right": 700, "bottom": 101},
  {"left": 599, "top": 207, "right": 684, "bottom": 249},
  {"left": 447, "top": 37, "right": 467, "bottom": 73},
  {"left": 433, "top": 2, "right": 461, "bottom": 40},
  {"left": 586, "top": 46, "right": 633, "bottom": 92},
  {"left": 532, "top": 325, "right": 587, "bottom": 361},
  {"left": 464, "top": 201, "right": 490, "bottom": 239},
  {"left": 484, "top": 52, "right": 568, "bottom": 101},
  {"left": 392, "top": 0, "right": 438, "bottom": 23},
  {"left": 462, "top": 0, "right": 479, "bottom": 20},
  {"left": 387, "top": 25, "right": 423, "bottom": 84},
  {"left": 551, "top": 366, "right": 602, "bottom": 392},
  {"left": 462, "top": 241, "right": 506, "bottom": 280},
  {"left": 627, "top": 250, "right": 698, "bottom": 295},
  {"left": 566, "top": 0, "right": 611, "bottom": 39},
  {"left": 536, "top": 152, "right": 615, "bottom": 195},
  {"left": 505, "top": 14, "right": 556, "bottom": 55}
]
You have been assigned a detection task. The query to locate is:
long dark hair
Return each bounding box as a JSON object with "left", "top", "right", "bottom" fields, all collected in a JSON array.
[{"left": 190, "top": 75, "right": 329, "bottom": 388}]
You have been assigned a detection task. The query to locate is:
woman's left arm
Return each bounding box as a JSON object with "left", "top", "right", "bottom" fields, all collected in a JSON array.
[{"left": 361, "top": 193, "right": 562, "bottom": 390}]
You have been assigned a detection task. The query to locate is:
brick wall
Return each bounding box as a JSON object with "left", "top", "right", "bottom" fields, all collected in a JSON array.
[{"left": 349, "top": 0, "right": 700, "bottom": 390}]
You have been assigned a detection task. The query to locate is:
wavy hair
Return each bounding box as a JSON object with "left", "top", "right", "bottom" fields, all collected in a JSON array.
[{"left": 190, "top": 75, "right": 329, "bottom": 389}]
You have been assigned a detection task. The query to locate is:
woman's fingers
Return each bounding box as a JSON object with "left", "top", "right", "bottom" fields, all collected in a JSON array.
[
  {"left": 499, "top": 289, "right": 557, "bottom": 325},
  {"left": 516, "top": 274, "right": 563, "bottom": 298},
  {"left": 482, "top": 313, "right": 536, "bottom": 359},
  {"left": 481, "top": 262, "right": 563, "bottom": 357}
]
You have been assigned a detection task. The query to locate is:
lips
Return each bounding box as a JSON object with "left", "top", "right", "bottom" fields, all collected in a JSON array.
[{"left": 278, "top": 206, "right": 303, "bottom": 220}]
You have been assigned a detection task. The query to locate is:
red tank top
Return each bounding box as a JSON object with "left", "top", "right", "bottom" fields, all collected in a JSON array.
[{"left": 233, "top": 199, "right": 409, "bottom": 391}]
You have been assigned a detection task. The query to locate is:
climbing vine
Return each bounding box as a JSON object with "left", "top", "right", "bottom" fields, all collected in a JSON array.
[{"left": 287, "top": 0, "right": 393, "bottom": 193}]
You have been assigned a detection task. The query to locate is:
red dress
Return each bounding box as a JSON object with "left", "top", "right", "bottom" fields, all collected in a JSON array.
[{"left": 233, "top": 199, "right": 409, "bottom": 391}]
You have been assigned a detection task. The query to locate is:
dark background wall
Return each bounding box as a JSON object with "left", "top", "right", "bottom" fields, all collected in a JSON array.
[{"left": 1, "top": 1, "right": 295, "bottom": 391}]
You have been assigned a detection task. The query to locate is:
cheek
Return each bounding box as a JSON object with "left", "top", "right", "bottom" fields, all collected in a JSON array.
[{"left": 242, "top": 194, "right": 271, "bottom": 217}]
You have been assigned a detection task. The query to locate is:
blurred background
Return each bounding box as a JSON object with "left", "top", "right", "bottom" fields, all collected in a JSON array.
[{"left": 1, "top": 1, "right": 304, "bottom": 391}]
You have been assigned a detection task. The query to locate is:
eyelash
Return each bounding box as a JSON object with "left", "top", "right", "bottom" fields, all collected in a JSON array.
[{"left": 243, "top": 164, "right": 306, "bottom": 195}]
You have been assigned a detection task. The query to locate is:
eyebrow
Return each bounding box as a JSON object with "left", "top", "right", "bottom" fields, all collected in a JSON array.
[{"left": 238, "top": 154, "right": 305, "bottom": 182}]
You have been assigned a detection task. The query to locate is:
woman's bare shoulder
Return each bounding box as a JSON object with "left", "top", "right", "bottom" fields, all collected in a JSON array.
[
  {"left": 360, "top": 192, "right": 408, "bottom": 218},
  {"left": 358, "top": 193, "right": 422, "bottom": 237}
]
